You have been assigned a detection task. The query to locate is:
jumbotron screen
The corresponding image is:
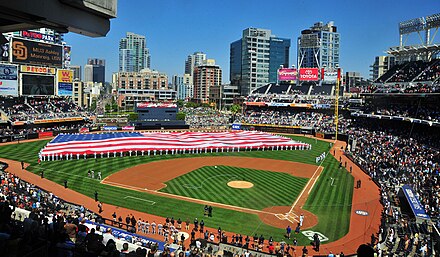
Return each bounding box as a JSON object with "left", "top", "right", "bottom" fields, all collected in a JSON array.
[{"left": 21, "top": 74, "right": 55, "bottom": 95}]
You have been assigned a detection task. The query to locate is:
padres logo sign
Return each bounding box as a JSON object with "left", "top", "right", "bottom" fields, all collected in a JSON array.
[
  {"left": 12, "top": 41, "right": 28, "bottom": 60},
  {"left": 11, "top": 38, "right": 63, "bottom": 67}
]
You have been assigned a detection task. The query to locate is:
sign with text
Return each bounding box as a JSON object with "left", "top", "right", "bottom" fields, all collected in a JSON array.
[
  {"left": 63, "top": 45, "right": 71, "bottom": 67},
  {"left": 57, "top": 69, "right": 73, "bottom": 83},
  {"left": 299, "top": 68, "right": 319, "bottom": 81},
  {"left": 401, "top": 185, "right": 430, "bottom": 220},
  {"left": 21, "top": 31, "right": 56, "bottom": 43},
  {"left": 11, "top": 37, "right": 63, "bottom": 67},
  {"left": 231, "top": 124, "right": 241, "bottom": 130},
  {"left": 20, "top": 65, "right": 56, "bottom": 74},
  {"left": 0, "top": 64, "right": 18, "bottom": 96},
  {"left": 322, "top": 71, "right": 338, "bottom": 83},
  {"left": 278, "top": 68, "right": 298, "bottom": 81}
]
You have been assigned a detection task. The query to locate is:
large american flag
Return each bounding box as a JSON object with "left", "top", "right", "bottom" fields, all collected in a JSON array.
[{"left": 40, "top": 131, "right": 309, "bottom": 159}]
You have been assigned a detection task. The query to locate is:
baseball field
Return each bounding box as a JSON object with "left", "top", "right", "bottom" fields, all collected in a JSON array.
[{"left": 0, "top": 135, "right": 354, "bottom": 246}]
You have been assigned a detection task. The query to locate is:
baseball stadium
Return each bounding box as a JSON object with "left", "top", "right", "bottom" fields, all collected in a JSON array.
[{"left": 0, "top": 3, "right": 439, "bottom": 257}]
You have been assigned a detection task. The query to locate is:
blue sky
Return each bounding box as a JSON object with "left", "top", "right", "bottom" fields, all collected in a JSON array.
[{"left": 65, "top": 0, "right": 439, "bottom": 82}]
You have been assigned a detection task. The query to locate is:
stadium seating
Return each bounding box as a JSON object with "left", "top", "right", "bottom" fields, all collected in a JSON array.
[{"left": 0, "top": 96, "right": 90, "bottom": 123}]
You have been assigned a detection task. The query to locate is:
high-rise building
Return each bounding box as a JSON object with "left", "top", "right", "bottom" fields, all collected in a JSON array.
[
  {"left": 69, "top": 65, "right": 81, "bottom": 81},
  {"left": 193, "top": 59, "right": 222, "bottom": 103},
  {"left": 370, "top": 55, "right": 396, "bottom": 81},
  {"left": 116, "top": 68, "right": 168, "bottom": 90},
  {"left": 86, "top": 58, "right": 105, "bottom": 84},
  {"left": 119, "top": 32, "right": 150, "bottom": 72},
  {"left": 230, "top": 28, "right": 290, "bottom": 96},
  {"left": 185, "top": 52, "right": 206, "bottom": 76},
  {"left": 297, "top": 21, "right": 340, "bottom": 70},
  {"left": 181, "top": 73, "right": 194, "bottom": 100},
  {"left": 84, "top": 64, "right": 93, "bottom": 82}
]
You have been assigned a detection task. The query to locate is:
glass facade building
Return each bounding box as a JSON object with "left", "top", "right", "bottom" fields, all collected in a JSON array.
[
  {"left": 119, "top": 32, "right": 150, "bottom": 72},
  {"left": 230, "top": 28, "right": 290, "bottom": 96},
  {"left": 297, "top": 21, "right": 340, "bottom": 69}
]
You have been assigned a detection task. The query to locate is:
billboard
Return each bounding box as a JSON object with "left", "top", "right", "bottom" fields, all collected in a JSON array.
[
  {"left": 231, "top": 124, "right": 241, "bottom": 130},
  {"left": 299, "top": 68, "right": 319, "bottom": 81},
  {"left": 0, "top": 64, "right": 18, "bottom": 96},
  {"left": 0, "top": 42, "right": 9, "bottom": 62},
  {"left": 21, "top": 65, "right": 56, "bottom": 75},
  {"left": 278, "top": 68, "right": 298, "bottom": 81},
  {"left": 322, "top": 71, "right": 338, "bottom": 83},
  {"left": 57, "top": 69, "right": 73, "bottom": 96},
  {"left": 21, "top": 31, "right": 56, "bottom": 43},
  {"left": 63, "top": 45, "right": 71, "bottom": 67},
  {"left": 21, "top": 74, "right": 55, "bottom": 95},
  {"left": 401, "top": 185, "right": 430, "bottom": 219},
  {"left": 11, "top": 37, "right": 63, "bottom": 67}
]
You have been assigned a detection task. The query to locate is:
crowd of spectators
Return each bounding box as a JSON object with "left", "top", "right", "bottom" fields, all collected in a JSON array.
[
  {"left": 415, "top": 60, "right": 440, "bottom": 82},
  {"left": 0, "top": 96, "right": 92, "bottom": 122},
  {"left": 0, "top": 123, "right": 93, "bottom": 138},
  {"left": 244, "top": 94, "right": 335, "bottom": 105},
  {"left": 346, "top": 123, "right": 439, "bottom": 256},
  {"left": 359, "top": 103, "right": 440, "bottom": 123},
  {"left": 183, "top": 107, "right": 230, "bottom": 129},
  {"left": 0, "top": 170, "right": 166, "bottom": 257},
  {"left": 361, "top": 83, "right": 440, "bottom": 94},
  {"left": 234, "top": 108, "right": 351, "bottom": 133},
  {"left": 389, "top": 61, "right": 427, "bottom": 83}
]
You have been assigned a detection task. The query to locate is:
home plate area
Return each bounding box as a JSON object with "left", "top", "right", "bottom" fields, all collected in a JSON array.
[{"left": 275, "top": 212, "right": 299, "bottom": 223}]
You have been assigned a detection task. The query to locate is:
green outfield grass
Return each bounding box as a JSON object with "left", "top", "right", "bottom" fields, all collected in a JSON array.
[
  {"left": 160, "top": 166, "right": 309, "bottom": 210},
  {"left": 0, "top": 135, "right": 354, "bottom": 245}
]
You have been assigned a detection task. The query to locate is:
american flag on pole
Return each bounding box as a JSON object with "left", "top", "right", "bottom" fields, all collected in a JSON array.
[{"left": 40, "top": 131, "right": 309, "bottom": 159}]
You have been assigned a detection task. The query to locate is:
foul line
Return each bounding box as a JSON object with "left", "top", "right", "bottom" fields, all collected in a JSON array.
[
  {"left": 289, "top": 162, "right": 324, "bottom": 213},
  {"left": 124, "top": 196, "right": 156, "bottom": 205}
]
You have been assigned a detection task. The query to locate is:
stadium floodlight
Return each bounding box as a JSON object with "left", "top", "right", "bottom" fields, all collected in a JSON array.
[
  {"left": 426, "top": 13, "right": 440, "bottom": 29},
  {"left": 399, "top": 17, "right": 426, "bottom": 35}
]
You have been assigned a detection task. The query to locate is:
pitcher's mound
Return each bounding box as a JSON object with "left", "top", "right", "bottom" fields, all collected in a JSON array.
[{"left": 227, "top": 181, "right": 254, "bottom": 189}]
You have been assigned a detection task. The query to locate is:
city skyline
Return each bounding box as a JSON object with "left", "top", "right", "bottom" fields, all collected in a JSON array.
[{"left": 64, "top": 0, "right": 439, "bottom": 83}]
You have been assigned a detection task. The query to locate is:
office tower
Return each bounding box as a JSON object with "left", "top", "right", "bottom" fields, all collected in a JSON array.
[
  {"left": 86, "top": 58, "right": 105, "bottom": 84},
  {"left": 230, "top": 28, "right": 290, "bottom": 96},
  {"left": 297, "top": 21, "right": 340, "bottom": 69},
  {"left": 84, "top": 64, "right": 93, "bottom": 82},
  {"left": 185, "top": 52, "right": 207, "bottom": 76},
  {"left": 370, "top": 55, "right": 396, "bottom": 81},
  {"left": 119, "top": 32, "right": 150, "bottom": 72},
  {"left": 69, "top": 65, "right": 81, "bottom": 81},
  {"left": 193, "top": 59, "right": 222, "bottom": 103}
]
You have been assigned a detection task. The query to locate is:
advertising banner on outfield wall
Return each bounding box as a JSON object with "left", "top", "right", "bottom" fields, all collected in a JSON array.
[
  {"left": 0, "top": 64, "right": 18, "bottom": 96},
  {"left": 57, "top": 69, "right": 73, "bottom": 96},
  {"left": 299, "top": 68, "right": 319, "bottom": 81},
  {"left": 278, "top": 68, "right": 298, "bottom": 81}
]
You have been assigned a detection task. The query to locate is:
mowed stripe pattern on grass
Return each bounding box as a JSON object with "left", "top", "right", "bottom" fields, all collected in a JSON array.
[
  {"left": 0, "top": 135, "right": 353, "bottom": 244},
  {"left": 160, "top": 166, "right": 309, "bottom": 210}
]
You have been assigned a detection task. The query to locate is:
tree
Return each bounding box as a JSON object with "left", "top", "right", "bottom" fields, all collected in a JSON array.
[
  {"left": 90, "top": 98, "right": 97, "bottom": 111},
  {"left": 230, "top": 104, "right": 241, "bottom": 114},
  {"left": 176, "top": 99, "right": 185, "bottom": 108},
  {"left": 176, "top": 112, "right": 186, "bottom": 120}
]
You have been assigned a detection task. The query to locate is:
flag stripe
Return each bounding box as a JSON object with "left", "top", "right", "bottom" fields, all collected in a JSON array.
[{"left": 41, "top": 131, "right": 309, "bottom": 157}]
